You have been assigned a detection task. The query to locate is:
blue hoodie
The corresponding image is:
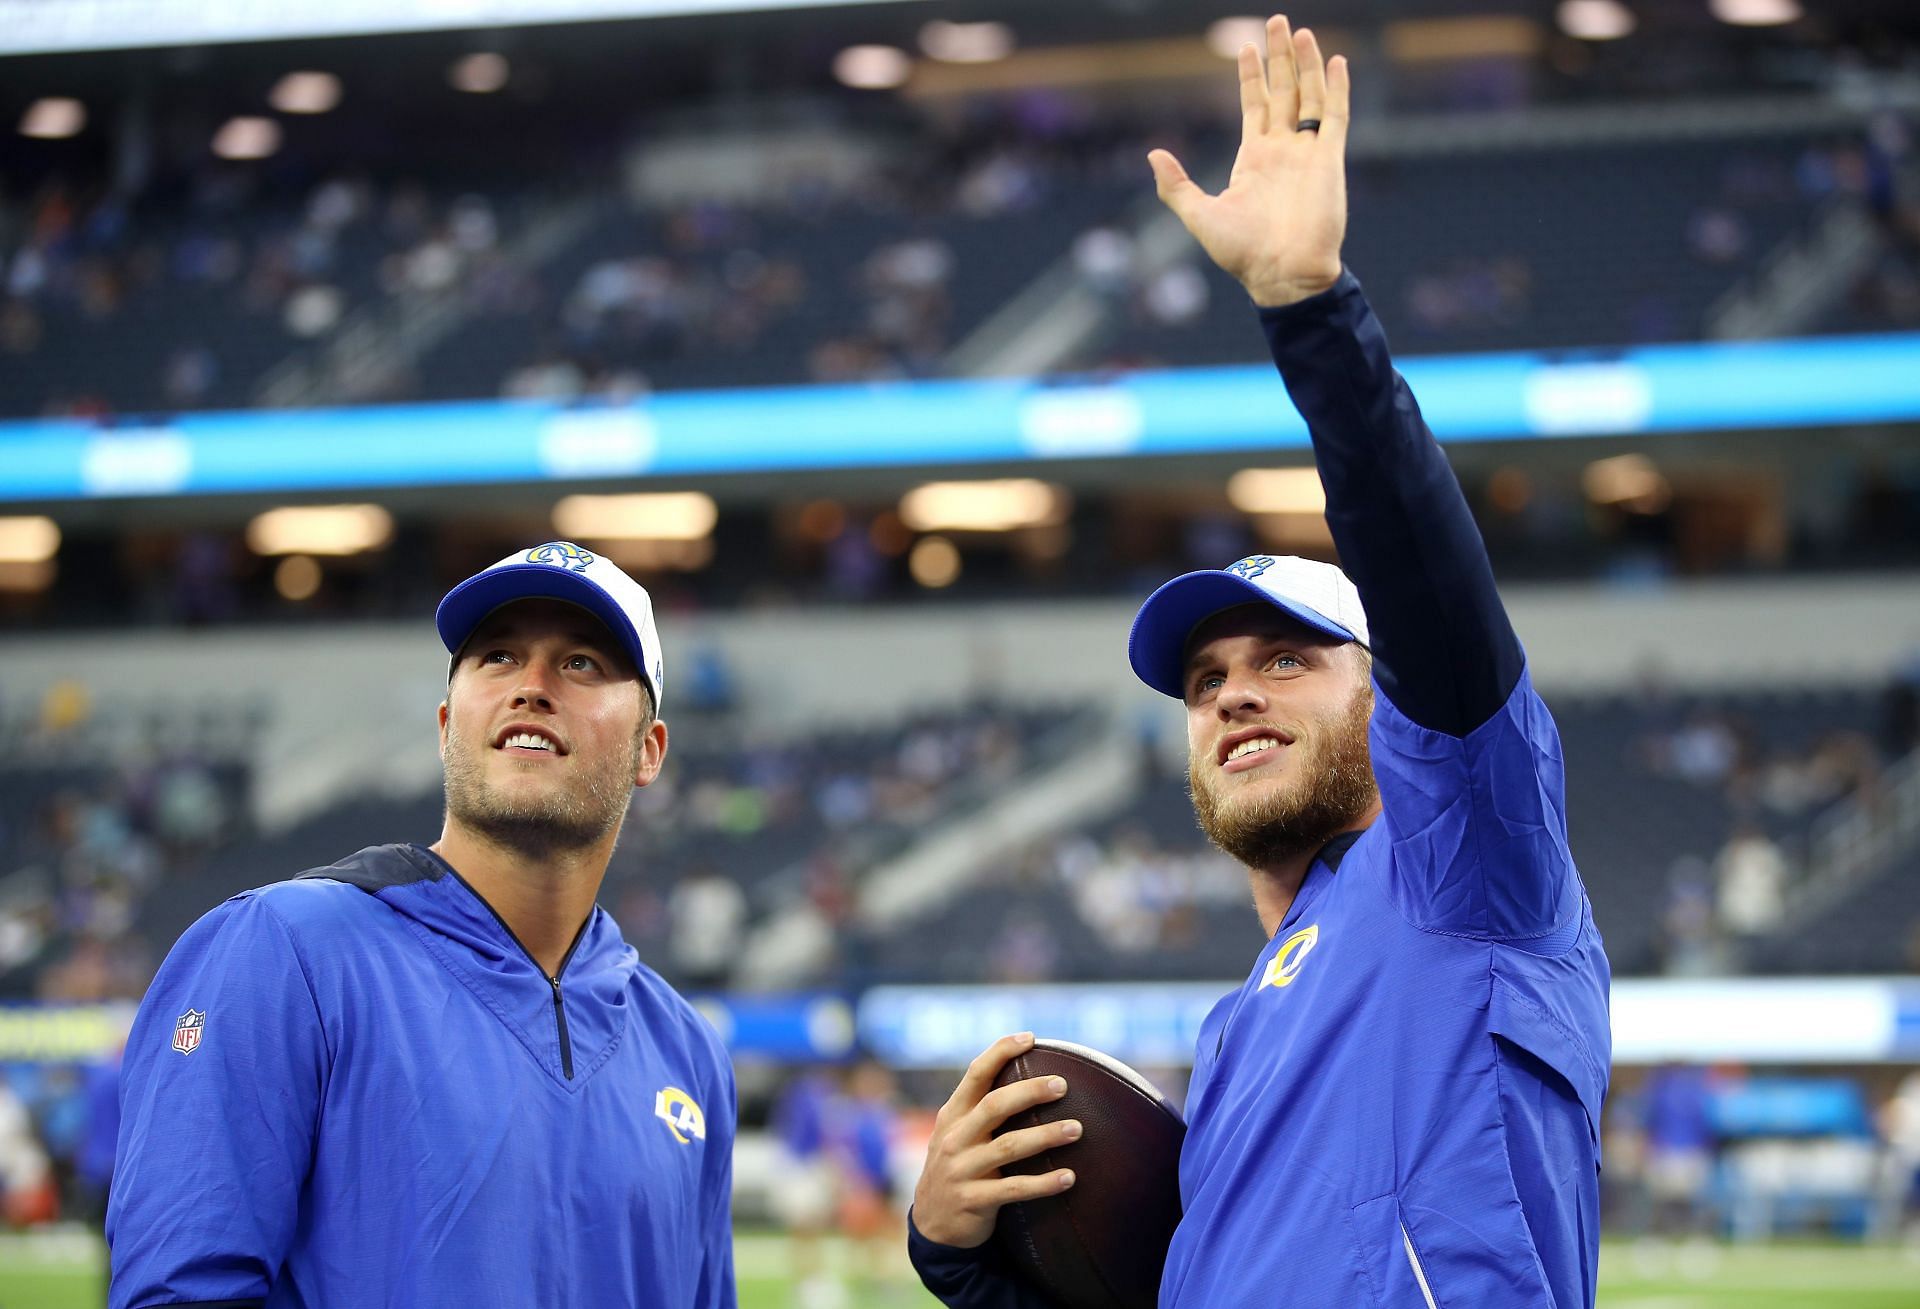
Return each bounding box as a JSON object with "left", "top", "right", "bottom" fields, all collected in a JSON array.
[{"left": 109, "top": 843, "right": 736, "bottom": 1309}]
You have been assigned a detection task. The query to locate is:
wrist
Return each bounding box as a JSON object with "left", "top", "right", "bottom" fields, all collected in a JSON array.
[
  {"left": 1245, "top": 270, "right": 1342, "bottom": 309},
  {"left": 908, "top": 1204, "right": 988, "bottom": 1251}
]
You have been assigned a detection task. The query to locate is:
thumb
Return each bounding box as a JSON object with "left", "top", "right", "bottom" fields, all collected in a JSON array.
[{"left": 1148, "top": 149, "right": 1208, "bottom": 229}]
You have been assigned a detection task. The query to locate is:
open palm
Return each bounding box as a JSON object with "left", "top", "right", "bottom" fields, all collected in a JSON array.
[{"left": 1150, "top": 15, "right": 1350, "bottom": 309}]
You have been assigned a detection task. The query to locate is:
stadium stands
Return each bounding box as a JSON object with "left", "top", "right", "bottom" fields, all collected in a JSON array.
[
  {"left": 3, "top": 106, "right": 1899, "bottom": 417},
  {"left": 853, "top": 684, "right": 1903, "bottom": 984},
  {"left": 0, "top": 696, "right": 1097, "bottom": 996}
]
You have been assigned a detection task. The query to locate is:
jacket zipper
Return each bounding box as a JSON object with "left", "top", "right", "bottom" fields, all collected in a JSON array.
[
  {"left": 1399, "top": 1222, "right": 1438, "bottom": 1309},
  {"left": 548, "top": 923, "right": 588, "bottom": 1081},
  {"left": 550, "top": 975, "right": 573, "bottom": 1080},
  {"left": 438, "top": 867, "right": 588, "bottom": 1081}
]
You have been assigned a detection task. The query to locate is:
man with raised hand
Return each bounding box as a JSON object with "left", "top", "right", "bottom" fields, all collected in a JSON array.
[{"left": 909, "top": 17, "right": 1611, "bottom": 1308}]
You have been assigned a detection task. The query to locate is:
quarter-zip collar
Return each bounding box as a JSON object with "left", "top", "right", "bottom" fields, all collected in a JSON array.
[
  {"left": 1275, "top": 826, "right": 1367, "bottom": 938},
  {"left": 297, "top": 843, "right": 637, "bottom": 1089}
]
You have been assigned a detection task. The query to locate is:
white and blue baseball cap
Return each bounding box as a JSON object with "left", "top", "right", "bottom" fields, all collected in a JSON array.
[
  {"left": 436, "top": 541, "right": 666, "bottom": 712},
  {"left": 1128, "top": 554, "right": 1369, "bottom": 699}
]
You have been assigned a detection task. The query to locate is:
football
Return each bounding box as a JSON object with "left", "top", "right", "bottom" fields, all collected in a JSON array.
[{"left": 989, "top": 1039, "right": 1186, "bottom": 1309}]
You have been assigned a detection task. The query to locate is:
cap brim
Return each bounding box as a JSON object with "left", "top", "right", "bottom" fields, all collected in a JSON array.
[
  {"left": 1127, "top": 570, "right": 1357, "bottom": 699},
  {"left": 435, "top": 564, "right": 656, "bottom": 705}
]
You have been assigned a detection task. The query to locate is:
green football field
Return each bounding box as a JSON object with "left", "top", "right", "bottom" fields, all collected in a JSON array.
[{"left": 3, "top": 1229, "right": 1917, "bottom": 1308}]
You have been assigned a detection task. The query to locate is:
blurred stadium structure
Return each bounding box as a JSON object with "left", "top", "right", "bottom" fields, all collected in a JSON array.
[{"left": 2, "top": 0, "right": 1920, "bottom": 1301}]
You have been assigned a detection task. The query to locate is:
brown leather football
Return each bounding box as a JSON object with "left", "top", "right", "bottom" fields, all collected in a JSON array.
[{"left": 989, "top": 1038, "right": 1186, "bottom": 1309}]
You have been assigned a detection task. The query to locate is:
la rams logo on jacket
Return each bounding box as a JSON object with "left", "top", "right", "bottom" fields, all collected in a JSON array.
[
  {"left": 526, "top": 541, "right": 595, "bottom": 572},
  {"left": 653, "top": 1087, "right": 706, "bottom": 1144},
  {"left": 1259, "top": 924, "right": 1320, "bottom": 990}
]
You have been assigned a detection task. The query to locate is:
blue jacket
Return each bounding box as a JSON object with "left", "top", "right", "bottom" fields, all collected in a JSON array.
[
  {"left": 911, "top": 272, "right": 1611, "bottom": 1308},
  {"left": 109, "top": 842, "right": 736, "bottom": 1309}
]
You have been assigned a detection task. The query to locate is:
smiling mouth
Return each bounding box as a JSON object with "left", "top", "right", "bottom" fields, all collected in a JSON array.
[
  {"left": 1220, "top": 738, "right": 1286, "bottom": 774},
  {"left": 494, "top": 727, "right": 565, "bottom": 756},
  {"left": 1226, "top": 736, "right": 1281, "bottom": 763}
]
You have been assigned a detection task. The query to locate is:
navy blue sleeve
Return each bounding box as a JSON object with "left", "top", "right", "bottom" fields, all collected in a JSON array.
[
  {"left": 1258, "top": 269, "right": 1523, "bottom": 737},
  {"left": 907, "top": 1209, "right": 1054, "bottom": 1309},
  {"left": 108, "top": 894, "right": 328, "bottom": 1309},
  {"left": 1260, "top": 271, "right": 1583, "bottom": 942}
]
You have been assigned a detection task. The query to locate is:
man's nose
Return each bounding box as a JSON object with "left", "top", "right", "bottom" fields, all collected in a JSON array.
[
  {"left": 511, "top": 666, "right": 558, "bottom": 711},
  {"left": 1216, "top": 667, "right": 1268, "bottom": 717}
]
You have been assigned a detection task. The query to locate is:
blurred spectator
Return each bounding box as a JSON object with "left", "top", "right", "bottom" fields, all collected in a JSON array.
[
  {"left": 1658, "top": 858, "right": 1728, "bottom": 976},
  {"left": 0, "top": 1078, "right": 56, "bottom": 1224},
  {"left": 827, "top": 1061, "right": 907, "bottom": 1298},
  {"left": 768, "top": 1069, "right": 839, "bottom": 1306},
  {"left": 1714, "top": 822, "right": 1788, "bottom": 941},
  {"left": 665, "top": 866, "right": 748, "bottom": 990},
  {"left": 73, "top": 1047, "right": 121, "bottom": 1227},
  {"left": 1643, "top": 1064, "right": 1719, "bottom": 1237},
  {"left": 1878, "top": 1069, "right": 1920, "bottom": 1242}
]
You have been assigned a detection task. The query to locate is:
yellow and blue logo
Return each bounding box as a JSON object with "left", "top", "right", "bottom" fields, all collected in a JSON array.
[
  {"left": 653, "top": 1087, "right": 707, "bottom": 1144},
  {"left": 526, "top": 541, "right": 596, "bottom": 573},
  {"left": 1226, "top": 554, "right": 1277, "bottom": 580},
  {"left": 1259, "top": 924, "right": 1321, "bottom": 991}
]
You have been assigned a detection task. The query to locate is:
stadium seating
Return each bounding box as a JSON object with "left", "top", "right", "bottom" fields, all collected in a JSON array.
[
  {"left": 852, "top": 684, "right": 1896, "bottom": 984},
  {"left": 1, "top": 116, "right": 1879, "bottom": 418}
]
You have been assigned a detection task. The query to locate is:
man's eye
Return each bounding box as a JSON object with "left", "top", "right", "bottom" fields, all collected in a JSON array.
[
  {"left": 481, "top": 650, "right": 513, "bottom": 665},
  {"left": 1269, "top": 654, "right": 1303, "bottom": 671},
  {"left": 565, "top": 654, "right": 600, "bottom": 672}
]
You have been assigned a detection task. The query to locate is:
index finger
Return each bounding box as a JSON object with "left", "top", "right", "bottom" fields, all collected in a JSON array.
[{"left": 945, "top": 1032, "right": 1036, "bottom": 1115}]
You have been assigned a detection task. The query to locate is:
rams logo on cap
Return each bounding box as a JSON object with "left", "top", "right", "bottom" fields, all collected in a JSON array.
[
  {"left": 654, "top": 1087, "right": 707, "bottom": 1144},
  {"left": 1226, "top": 555, "right": 1277, "bottom": 580},
  {"left": 526, "top": 541, "right": 595, "bottom": 572},
  {"left": 1259, "top": 924, "right": 1320, "bottom": 990}
]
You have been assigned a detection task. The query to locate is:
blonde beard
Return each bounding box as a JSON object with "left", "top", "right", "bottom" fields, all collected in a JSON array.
[
  {"left": 1188, "top": 683, "right": 1378, "bottom": 870},
  {"left": 441, "top": 713, "right": 639, "bottom": 860}
]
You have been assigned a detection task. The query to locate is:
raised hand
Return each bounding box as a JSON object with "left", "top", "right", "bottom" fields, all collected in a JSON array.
[
  {"left": 911, "top": 1033, "right": 1080, "bottom": 1249},
  {"left": 1149, "top": 14, "right": 1350, "bottom": 309}
]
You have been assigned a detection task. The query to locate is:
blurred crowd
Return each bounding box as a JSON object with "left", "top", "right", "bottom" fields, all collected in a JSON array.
[
  {"left": 611, "top": 701, "right": 1066, "bottom": 992},
  {"left": 6, "top": 83, "right": 1916, "bottom": 421}
]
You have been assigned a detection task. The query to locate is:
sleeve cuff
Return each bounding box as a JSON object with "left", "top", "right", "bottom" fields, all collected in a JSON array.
[
  {"left": 907, "top": 1206, "right": 995, "bottom": 1275},
  {"left": 1254, "top": 267, "right": 1362, "bottom": 332}
]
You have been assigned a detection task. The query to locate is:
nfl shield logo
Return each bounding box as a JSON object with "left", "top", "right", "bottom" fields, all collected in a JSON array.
[{"left": 172, "top": 1009, "right": 204, "bottom": 1056}]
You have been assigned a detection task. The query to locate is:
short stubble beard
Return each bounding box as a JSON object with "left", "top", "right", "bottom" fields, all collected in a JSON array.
[
  {"left": 1189, "top": 683, "right": 1378, "bottom": 871},
  {"left": 441, "top": 708, "right": 646, "bottom": 862}
]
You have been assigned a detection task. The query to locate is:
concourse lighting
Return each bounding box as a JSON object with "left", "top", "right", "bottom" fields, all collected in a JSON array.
[
  {"left": 552, "top": 492, "right": 718, "bottom": 542},
  {"left": 1226, "top": 468, "right": 1327, "bottom": 516},
  {"left": 1206, "top": 17, "right": 1268, "bottom": 59},
  {"left": 450, "top": 53, "right": 511, "bottom": 94},
  {"left": 833, "top": 45, "right": 912, "bottom": 90},
  {"left": 275, "top": 555, "right": 323, "bottom": 602},
  {"left": 909, "top": 536, "right": 962, "bottom": 589},
  {"left": 246, "top": 504, "right": 394, "bottom": 556},
  {"left": 269, "top": 72, "right": 342, "bottom": 114},
  {"left": 0, "top": 516, "right": 60, "bottom": 563},
  {"left": 1581, "top": 454, "right": 1671, "bottom": 513},
  {"left": 20, "top": 98, "right": 85, "bottom": 139},
  {"left": 919, "top": 21, "right": 1015, "bottom": 64},
  {"left": 212, "top": 116, "right": 282, "bottom": 160},
  {"left": 1709, "top": 0, "right": 1801, "bottom": 25},
  {"left": 898, "top": 480, "right": 1067, "bottom": 533},
  {"left": 1555, "top": 0, "right": 1635, "bottom": 41}
]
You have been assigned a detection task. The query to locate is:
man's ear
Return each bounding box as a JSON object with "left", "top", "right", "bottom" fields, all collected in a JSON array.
[
  {"left": 634, "top": 718, "right": 669, "bottom": 788},
  {"left": 437, "top": 701, "right": 450, "bottom": 759}
]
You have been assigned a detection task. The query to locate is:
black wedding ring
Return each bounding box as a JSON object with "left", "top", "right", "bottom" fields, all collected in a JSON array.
[{"left": 1295, "top": 118, "right": 1322, "bottom": 133}]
